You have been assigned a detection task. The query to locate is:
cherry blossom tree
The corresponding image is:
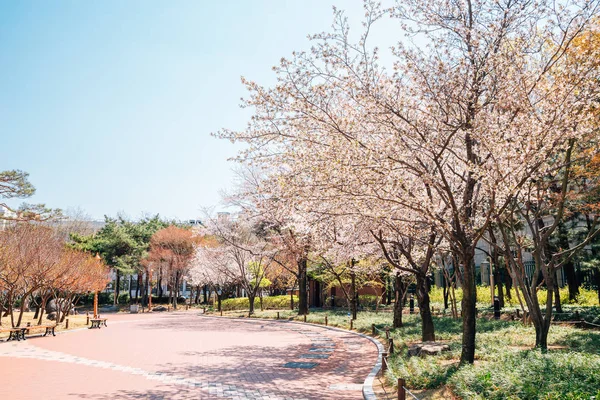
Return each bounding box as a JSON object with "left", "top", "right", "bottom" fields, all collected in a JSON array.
[
  {"left": 218, "top": 0, "right": 600, "bottom": 363},
  {"left": 223, "top": 168, "right": 313, "bottom": 316},
  {"left": 373, "top": 225, "right": 441, "bottom": 341},
  {"left": 307, "top": 214, "right": 384, "bottom": 317},
  {"left": 190, "top": 243, "right": 235, "bottom": 312},
  {"left": 198, "top": 214, "right": 273, "bottom": 316},
  {"left": 493, "top": 140, "right": 600, "bottom": 351}
]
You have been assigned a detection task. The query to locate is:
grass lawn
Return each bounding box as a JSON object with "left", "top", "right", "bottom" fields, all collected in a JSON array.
[{"left": 205, "top": 306, "right": 600, "bottom": 400}]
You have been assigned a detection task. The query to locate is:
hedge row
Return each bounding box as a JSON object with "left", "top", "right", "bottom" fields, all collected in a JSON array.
[{"left": 221, "top": 295, "right": 299, "bottom": 311}]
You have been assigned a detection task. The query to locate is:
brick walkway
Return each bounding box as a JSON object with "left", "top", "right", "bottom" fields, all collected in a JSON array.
[{"left": 0, "top": 312, "right": 378, "bottom": 399}]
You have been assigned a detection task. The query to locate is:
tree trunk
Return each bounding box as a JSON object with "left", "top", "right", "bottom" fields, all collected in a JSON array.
[
  {"left": 290, "top": 287, "right": 295, "bottom": 310},
  {"left": 173, "top": 273, "right": 179, "bottom": 310},
  {"left": 158, "top": 269, "right": 164, "bottom": 299},
  {"left": 488, "top": 226, "right": 504, "bottom": 307},
  {"left": 416, "top": 275, "right": 435, "bottom": 342},
  {"left": 129, "top": 275, "right": 134, "bottom": 302},
  {"left": 393, "top": 274, "right": 406, "bottom": 328},
  {"left": 136, "top": 274, "right": 141, "bottom": 303},
  {"left": 534, "top": 322, "right": 550, "bottom": 350},
  {"left": 3, "top": 294, "right": 12, "bottom": 319},
  {"left": 248, "top": 293, "right": 256, "bottom": 316},
  {"left": 385, "top": 275, "right": 392, "bottom": 305},
  {"left": 460, "top": 253, "right": 477, "bottom": 364},
  {"left": 557, "top": 223, "right": 579, "bottom": 301},
  {"left": 114, "top": 271, "right": 120, "bottom": 305},
  {"left": 167, "top": 277, "right": 172, "bottom": 307},
  {"left": 443, "top": 277, "right": 449, "bottom": 310},
  {"left": 298, "top": 259, "right": 308, "bottom": 315},
  {"left": 495, "top": 267, "right": 505, "bottom": 308},
  {"left": 37, "top": 295, "right": 50, "bottom": 325},
  {"left": 143, "top": 272, "right": 149, "bottom": 307},
  {"left": 351, "top": 271, "right": 357, "bottom": 320},
  {"left": 553, "top": 271, "right": 562, "bottom": 313},
  {"left": 59, "top": 300, "right": 71, "bottom": 323},
  {"left": 505, "top": 272, "right": 513, "bottom": 301},
  {"left": 203, "top": 285, "right": 208, "bottom": 304},
  {"left": 55, "top": 303, "right": 61, "bottom": 325},
  {"left": 563, "top": 263, "right": 579, "bottom": 302},
  {"left": 174, "top": 271, "right": 180, "bottom": 310},
  {"left": 533, "top": 283, "right": 553, "bottom": 352},
  {"left": 8, "top": 299, "right": 15, "bottom": 328},
  {"left": 16, "top": 294, "right": 29, "bottom": 327},
  {"left": 450, "top": 283, "right": 459, "bottom": 319}
]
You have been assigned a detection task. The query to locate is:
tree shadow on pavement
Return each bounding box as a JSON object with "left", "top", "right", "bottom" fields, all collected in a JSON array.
[{"left": 68, "top": 316, "right": 372, "bottom": 400}]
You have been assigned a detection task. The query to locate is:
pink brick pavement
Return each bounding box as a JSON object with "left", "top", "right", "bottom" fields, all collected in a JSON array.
[{"left": 0, "top": 312, "right": 378, "bottom": 400}]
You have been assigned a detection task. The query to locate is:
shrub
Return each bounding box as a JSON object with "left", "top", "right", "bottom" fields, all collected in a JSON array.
[
  {"left": 79, "top": 292, "right": 114, "bottom": 305},
  {"left": 568, "top": 289, "right": 599, "bottom": 306},
  {"left": 428, "top": 286, "right": 598, "bottom": 309},
  {"left": 450, "top": 350, "right": 600, "bottom": 400},
  {"left": 221, "top": 295, "right": 298, "bottom": 311},
  {"left": 359, "top": 294, "right": 380, "bottom": 308}
]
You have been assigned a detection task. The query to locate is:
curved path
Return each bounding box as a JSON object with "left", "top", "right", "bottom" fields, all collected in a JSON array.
[{"left": 0, "top": 312, "right": 378, "bottom": 400}]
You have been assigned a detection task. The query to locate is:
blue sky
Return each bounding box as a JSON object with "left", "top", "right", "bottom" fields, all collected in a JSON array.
[{"left": 1, "top": 1, "right": 392, "bottom": 221}]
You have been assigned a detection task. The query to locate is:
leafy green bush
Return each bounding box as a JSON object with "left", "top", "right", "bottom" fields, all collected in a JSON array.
[
  {"left": 568, "top": 289, "right": 599, "bottom": 307},
  {"left": 359, "top": 294, "right": 380, "bottom": 308},
  {"left": 221, "top": 295, "right": 298, "bottom": 311},
  {"left": 450, "top": 350, "right": 600, "bottom": 400},
  {"left": 79, "top": 292, "right": 114, "bottom": 305},
  {"left": 428, "top": 286, "right": 599, "bottom": 308}
]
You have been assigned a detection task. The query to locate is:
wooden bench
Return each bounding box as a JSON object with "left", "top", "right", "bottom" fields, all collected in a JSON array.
[
  {"left": 1, "top": 324, "right": 57, "bottom": 341},
  {"left": 0, "top": 327, "right": 27, "bottom": 341},
  {"left": 89, "top": 318, "right": 108, "bottom": 329},
  {"left": 25, "top": 324, "right": 57, "bottom": 339}
]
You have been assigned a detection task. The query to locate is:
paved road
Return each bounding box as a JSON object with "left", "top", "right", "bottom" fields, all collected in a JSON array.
[{"left": 0, "top": 312, "right": 378, "bottom": 400}]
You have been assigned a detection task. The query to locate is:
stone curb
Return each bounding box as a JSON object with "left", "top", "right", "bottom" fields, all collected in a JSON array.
[{"left": 199, "top": 314, "right": 384, "bottom": 400}]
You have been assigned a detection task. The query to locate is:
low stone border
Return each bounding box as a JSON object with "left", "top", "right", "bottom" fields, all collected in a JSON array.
[{"left": 199, "top": 314, "right": 385, "bottom": 400}]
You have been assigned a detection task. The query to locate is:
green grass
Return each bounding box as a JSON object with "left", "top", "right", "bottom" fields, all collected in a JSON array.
[
  {"left": 450, "top": 351, "right": 600, "bottom": 400},
  {"left": 381, "top": 314, "right": 600, "bottom": 399}
]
